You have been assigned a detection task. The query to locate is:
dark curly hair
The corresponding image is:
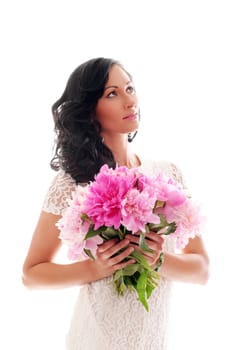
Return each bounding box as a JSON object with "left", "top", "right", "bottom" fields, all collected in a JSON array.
[{"left": 50, "top": 57, "right": 136, "bottom": 183}]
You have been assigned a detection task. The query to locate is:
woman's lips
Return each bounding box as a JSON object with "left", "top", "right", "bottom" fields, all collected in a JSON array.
[{"left": 123, "top": 113, "right": 138, "bottom": 120}]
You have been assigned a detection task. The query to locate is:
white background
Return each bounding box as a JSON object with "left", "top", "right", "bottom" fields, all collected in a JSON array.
[{"left": 1, "top": 1, "right": 232, "bottom": 349}]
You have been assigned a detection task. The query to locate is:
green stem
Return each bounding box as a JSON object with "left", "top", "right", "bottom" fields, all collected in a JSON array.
[{"left": 118, "top": 227, "right": 126, "bottom": 240}]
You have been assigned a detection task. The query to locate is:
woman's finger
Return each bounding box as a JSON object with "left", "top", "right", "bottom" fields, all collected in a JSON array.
[
  {"left": 96, "top": 238, "right": 130, "bottom": 260},
  {"left": 97, "top": 238, "right": 118, "bottom": 253},
  {"left": 145, "top": 232, "right": 164, "bottom": 245},
  {"left": 110, "top": 246, "right": 135, "bottom": 266},
  {"left": 126, "top": 233, "right": 164, "bottom": 251}
]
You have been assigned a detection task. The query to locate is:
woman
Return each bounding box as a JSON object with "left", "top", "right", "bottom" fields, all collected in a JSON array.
[{"left": 22, "top": 57, "right": 209, "bottom": 349}]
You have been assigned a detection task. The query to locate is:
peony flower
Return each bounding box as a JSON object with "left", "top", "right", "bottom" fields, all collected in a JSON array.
[
  {"left": 56, "top": 185, "right": 102, "bottom": 259},
  {"left": 83, "top": 164, "right": 136, "bottom": 229},
  {"left": 159, "top": 197, "right": 206, "bottom": 249},
  {"left": 153, "top": 173, "right": 186, "bottom": 206},
  {"left": 67, "top": 236, "right": 103, "bottom": 261},
  {"left": 121, "top": 188, "right": 160, "bottom": 233}
]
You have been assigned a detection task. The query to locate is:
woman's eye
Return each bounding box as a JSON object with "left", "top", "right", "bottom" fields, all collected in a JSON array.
[
  {"left": 126, "top": 85, "right": 135, "bottom": 94},
  {"left": 106, "top": 91, "right": 117, "bottom": 98}
]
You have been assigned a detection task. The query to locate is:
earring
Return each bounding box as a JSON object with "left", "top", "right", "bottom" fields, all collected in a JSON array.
[{"left": 128, "top": 131, "right": 138, "bottom": 143}]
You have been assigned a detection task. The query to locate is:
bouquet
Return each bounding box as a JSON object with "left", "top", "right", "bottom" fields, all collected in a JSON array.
[{"left": 57, "top": 164, "right": 205, "bottom": 311}]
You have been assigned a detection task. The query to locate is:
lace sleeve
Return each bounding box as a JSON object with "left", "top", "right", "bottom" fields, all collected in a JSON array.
[
  {"left": 148, "top": 159, "right": 188, "bottom": 190},
  {"left": 169, "top": 162, "right": 188, "bottom": 190},
  {"left": 42, "top": 170, "right": 76, "bottom": 216}
]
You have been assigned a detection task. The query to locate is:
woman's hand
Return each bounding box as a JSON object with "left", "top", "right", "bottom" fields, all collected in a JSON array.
[
  {"left": 94, "top": 238, "right": 135, "bottom": 280},
  {"left": 125, "top": 232, "right": 164, "bottom": 269}
]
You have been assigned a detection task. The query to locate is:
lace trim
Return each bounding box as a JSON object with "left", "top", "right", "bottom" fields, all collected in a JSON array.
[
  {"left": 170, "top": 162, "right": 187, "bottom": 188},
  {"left": 42, "top": 170, "right": 76, "bottom": 216}
]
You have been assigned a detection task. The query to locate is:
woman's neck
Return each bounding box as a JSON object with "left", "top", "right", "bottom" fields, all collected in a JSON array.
[
  {"left": 102, "top": 134, "right": 141, "bottom": 168},
  {"left": 113, "top": 150, "right": 141, "bottom": 168}
]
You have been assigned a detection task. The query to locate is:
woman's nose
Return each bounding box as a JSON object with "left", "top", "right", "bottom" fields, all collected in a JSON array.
[{"left": 124, "top": 94, "right": 137, "bottom": 109}]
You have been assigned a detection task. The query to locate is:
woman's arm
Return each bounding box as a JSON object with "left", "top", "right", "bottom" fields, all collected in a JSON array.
[
  {"left": 159, "top": 235, "right": 210, "bottom": 284},
  {"left": 22, "top": 211, "right": 135, "bottom": 289}
]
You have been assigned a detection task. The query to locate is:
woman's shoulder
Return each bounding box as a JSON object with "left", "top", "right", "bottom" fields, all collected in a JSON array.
[{"left": 42, "top": 170, "right": 77, "bottom": 216}]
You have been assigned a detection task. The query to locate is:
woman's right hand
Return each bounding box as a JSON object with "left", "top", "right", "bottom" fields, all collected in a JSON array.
[
  {"left": 22, "top": 211, "right": 135, "bottom": 288},
  {"left": 93, "top": 238, "right": 135, "bottom": 280}
]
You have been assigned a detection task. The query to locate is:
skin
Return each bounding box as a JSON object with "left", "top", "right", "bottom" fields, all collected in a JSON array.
[{"left": 22, "top": 65, "right": 210, "bottom": 289}]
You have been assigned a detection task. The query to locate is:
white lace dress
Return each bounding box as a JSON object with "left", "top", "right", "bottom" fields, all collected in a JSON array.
[{"left": 42, "top": 159, "right": 186, "bottom": 350}]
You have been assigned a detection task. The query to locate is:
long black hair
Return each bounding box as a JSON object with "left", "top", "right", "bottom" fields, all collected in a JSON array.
[{"left": 50, "top": 57, "right": 136, "bottom": 183}]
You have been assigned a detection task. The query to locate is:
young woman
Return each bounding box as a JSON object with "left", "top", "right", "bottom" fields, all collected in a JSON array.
[{"left": 22, "top": 57, "right": 209, "bottom": 350}]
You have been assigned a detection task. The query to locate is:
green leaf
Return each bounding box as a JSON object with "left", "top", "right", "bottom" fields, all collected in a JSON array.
[
  {"left": 84, "top": 226, "right": 106, "bottom": 240},
  {"left": 113, "top": 275, "right": 127, "bottom": 296},
  {"left": 148, "top": 215, "right": 177, "bottom": 235},
  {"left": 121, "top": 264, "right": 140, "bottom": 276},
  {"left": 137, "top": 270, "right": 148, "bottom": 290},
  {"left": 119, "top": 281, "right": 127, "bottom": 295},
  {"left": 83, "top": 248, "right": 95, "bottom": 260},
  {"left": 113, "top": 269, "right": 123, "bottom": 282},
  {"left": 148, "top": 215, "right": 168, "bottom": 231},
  {"left": 154, "top": 252, "right": 165, "bottom": 271},
  {"left": 139, "top": 234, "right": 154, "bottom": 253},
  {"left": 129, "top": 250, "right": 153, "bottom": 271},
  {"left": 144, "top": 270, "right": 159, "bottom": 289},
  {"left": 113, "top": 264, "right": 139, "bottom": 284},
  {"left": 146, "top": 284, "right": 154, "bottom": 298},
  {"left": 161, "top": 222, "right": 177, "bottom": 235},
  {"left": 101, "top": 227, "right": 120, "bottom": 240},
  {"left": 135, "top": 271, "right": 149, "bottom": 311},
  {"left": 145, "top": 224, "right": 150, "bottom": 234},
  {"left": 117, "top": 226, "right": 126, "bottom": 240},
  {"left": 123, "top": 276, "right": 135, "bottom": 290}
]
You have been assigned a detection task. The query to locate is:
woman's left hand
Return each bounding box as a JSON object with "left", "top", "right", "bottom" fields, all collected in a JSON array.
[{"left": 125, "top": 232, "right": 164, "bottom": 268}]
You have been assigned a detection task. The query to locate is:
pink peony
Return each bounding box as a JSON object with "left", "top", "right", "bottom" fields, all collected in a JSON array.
[
  {"left": 56, "top": 185, "right": 103, "bottom": 260},
  {"left": 121, "top": 188, "right": 160, "bottom": 233},
  {"left": 83, "top": 164, "right": 136, "bottom": 229},
  {"left": 136, "top": 173, "right": 159, "bottom": 200},
  {"left": 56, "top": 187, "right": 90, "bottom": 241},
  {"left": 153, "top": 173, "right": 186, "bottom": 206},
  {"left": 67, "top": 236, "right": 103, "bottom": 261},
  {"left": 159, "top": 197, "right": 206, "bottom": 249}
]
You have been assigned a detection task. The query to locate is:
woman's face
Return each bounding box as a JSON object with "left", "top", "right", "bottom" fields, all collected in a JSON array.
[{"left": 95, "top": 64, "right": 139, "bottom": 137}]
